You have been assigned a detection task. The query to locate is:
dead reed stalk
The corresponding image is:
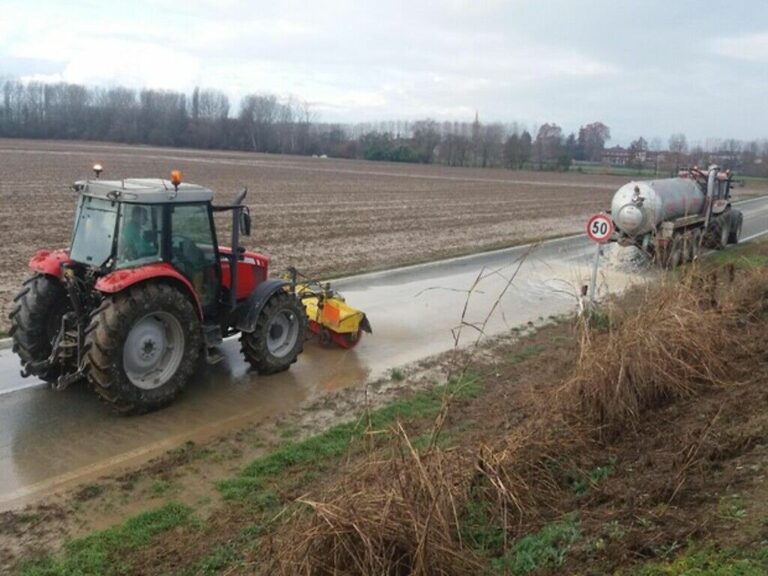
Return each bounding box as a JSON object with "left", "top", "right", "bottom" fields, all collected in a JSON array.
[
  {"left": 561, "top": 265, "right": 758, "bottom": 436},
  {"left": 271, "top": 424, "right": 481, "bottom": 575}
]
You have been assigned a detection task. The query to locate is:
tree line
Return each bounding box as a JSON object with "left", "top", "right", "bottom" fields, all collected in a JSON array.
[{"left": 1, "top": 79, "right": 767, "bottom": 176}]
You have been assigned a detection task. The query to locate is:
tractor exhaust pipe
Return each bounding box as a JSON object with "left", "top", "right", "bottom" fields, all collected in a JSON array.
[
  {"left": 230, "top": 207, "right": 240, "bottom": 310},
  {"left": 229, "top": 188, "right": 247, "bottom": 310}
]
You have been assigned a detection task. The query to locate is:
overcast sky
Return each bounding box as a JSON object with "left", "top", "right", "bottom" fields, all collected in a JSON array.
[{"left": 1, "top": 0, "right": 767, "bottom": 145}]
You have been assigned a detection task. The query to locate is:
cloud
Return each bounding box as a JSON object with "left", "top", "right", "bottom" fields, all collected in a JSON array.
[
  {"left": 711, "top": 32, "right": 768, "bottom": 62},
  {"left": 1, "top": 0, "right": 767, "bottom": 141}
]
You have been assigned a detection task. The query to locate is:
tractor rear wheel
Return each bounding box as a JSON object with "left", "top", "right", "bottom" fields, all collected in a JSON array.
[
  {"left": 85, "top": 283, "right": 201, "bottom": 413},
  {"left": 728, "top": 211, "right": 743, "bottom": 244},
  {"left": 240, "top": 291, "right": 306, "bottom": 375},
  {"left": 9, "top": 274, "right": 71, "bottom": 383}
]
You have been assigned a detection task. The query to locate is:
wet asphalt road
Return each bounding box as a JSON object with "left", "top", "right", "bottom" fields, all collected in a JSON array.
[{"left": 1, "top": 196, "right": 767, "bottom": 509}]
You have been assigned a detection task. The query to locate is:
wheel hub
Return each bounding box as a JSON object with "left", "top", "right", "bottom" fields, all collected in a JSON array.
[
  {"left": 123, "top": 312, "right": 184, "bottom": 390},
  {"left": 266, "top": 311, "right": 299, "bottom": 358},
  {"left": 269, "top": 324, "right": 284, "bottom": 341},
  {"left": 140, "top": 338, "right": 158, "bottom": 361}
]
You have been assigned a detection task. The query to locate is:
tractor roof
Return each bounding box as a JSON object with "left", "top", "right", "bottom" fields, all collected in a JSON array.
[{"left": 73, "top": 179, "right": 214, "bottom": 203}]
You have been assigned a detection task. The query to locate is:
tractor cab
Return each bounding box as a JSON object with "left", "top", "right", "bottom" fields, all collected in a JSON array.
[{"left": 69, "top": 174, "right": 266, "bottom": 322}]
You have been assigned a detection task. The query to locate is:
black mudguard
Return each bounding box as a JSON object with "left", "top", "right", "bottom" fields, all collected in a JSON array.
[{"left": 230, "top": 279, "right": 290, "bottom": 333}]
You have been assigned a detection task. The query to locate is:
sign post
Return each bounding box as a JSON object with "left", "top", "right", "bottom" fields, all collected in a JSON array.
[{"left": 585, "top": 213, "right": 614, "bottom": 301}]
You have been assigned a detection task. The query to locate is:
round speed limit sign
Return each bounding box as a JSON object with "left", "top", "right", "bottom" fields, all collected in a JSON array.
[{"left": 586, "top": 213, "right": 614, "bottom": 243}]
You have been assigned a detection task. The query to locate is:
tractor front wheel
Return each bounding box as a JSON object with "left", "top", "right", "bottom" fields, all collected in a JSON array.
[
  {"left": 729, "top": 211, "right": 743, "bottom": 244},
  {"left": 240, "top": 291, "right": 306, "bottom": 374},
  {"left": 707, "top": 213, "right": 731, "bottom": 250},
  {"left": 85, "top": 283, "right": 201, "bottom": 413}
]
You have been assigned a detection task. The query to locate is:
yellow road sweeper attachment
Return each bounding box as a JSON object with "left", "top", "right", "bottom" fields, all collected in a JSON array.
[{"left": 287, "top": 268, "right": 372, "bottom": 349}]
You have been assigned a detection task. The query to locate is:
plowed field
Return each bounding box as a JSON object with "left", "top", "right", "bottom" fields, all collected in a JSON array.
[{"left": 1, "top": 138, "right": 764, "bottom": 329}]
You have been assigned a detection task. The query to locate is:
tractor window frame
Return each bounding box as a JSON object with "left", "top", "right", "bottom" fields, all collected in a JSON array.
[
  {"left": 167, "top": 201, "right": 222, "bottom": 318},
  {"left": 69, "top": 195, "right": 120, "bottom": 268}
]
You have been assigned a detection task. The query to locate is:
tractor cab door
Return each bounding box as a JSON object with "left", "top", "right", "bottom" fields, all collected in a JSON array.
[{"left": 168, "top": 203, "right": 221, "bottom": 318}]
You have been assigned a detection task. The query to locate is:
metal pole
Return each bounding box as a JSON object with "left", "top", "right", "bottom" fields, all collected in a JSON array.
[{"left": 588, "top": 243, "right": 601, "bottom": 302}]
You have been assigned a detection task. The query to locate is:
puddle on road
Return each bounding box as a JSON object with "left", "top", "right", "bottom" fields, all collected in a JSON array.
[
  {"left": 0, "top": 243, "right": 644, "bottom": 510},
  {"left": 0, "top": 342, "right": 370, "bottom": 509}
]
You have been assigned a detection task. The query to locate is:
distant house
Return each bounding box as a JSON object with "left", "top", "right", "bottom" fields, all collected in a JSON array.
[
  {"left": 602, "top": 146, "right": 630, "bottom": 166},
  {"left": 602, "top": 146, "right": 666, "bottom": 167}
]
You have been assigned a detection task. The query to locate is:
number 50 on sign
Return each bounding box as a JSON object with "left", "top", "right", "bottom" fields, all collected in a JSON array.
[{"left": 586, "top": 213, "right": 614, "bottom": 243}]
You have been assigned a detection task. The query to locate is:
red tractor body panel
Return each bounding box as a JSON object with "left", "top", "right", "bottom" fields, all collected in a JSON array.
[
  {"left": 29, "top": 249, "right": 71, "bottom": 278},
  {"left": 219, "top": 247, "right": 269, "bottom": 301},
  {"left": 95, "top": 263, "right": 204, "bottom": 317}
]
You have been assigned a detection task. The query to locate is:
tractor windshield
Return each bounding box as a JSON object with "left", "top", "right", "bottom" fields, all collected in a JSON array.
[{"left": 70, "top": 196, "right": 118, "bottom": 266}]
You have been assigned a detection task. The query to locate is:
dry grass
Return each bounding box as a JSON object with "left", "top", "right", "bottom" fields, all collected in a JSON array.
[
  {"left": 473, "top": 416, "right": 587, "bottom": 529},
  {"left": 269, "top": 423, "right": 481, "bottom": 576},
  {"left": 561, "top": 265, "right": 768, "bottom": 436},
  {"left": 266, "top": 264, "right": 768, "bottom": 576}
]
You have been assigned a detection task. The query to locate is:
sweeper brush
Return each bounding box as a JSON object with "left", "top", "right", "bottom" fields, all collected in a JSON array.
[{"left": 287, "top": 268, "right": 372, "bottom": 349}]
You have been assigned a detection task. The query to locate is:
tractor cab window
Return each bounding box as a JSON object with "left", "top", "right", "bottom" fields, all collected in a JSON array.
[
  {"left": 170, "top": 204, "right": 219, "bottom": 311},
  {"left": 116, "top": 204, "right": 162, "bottom": 269},
  {"left": 70, "top": 196, "right": 118, "bottom": 266}
]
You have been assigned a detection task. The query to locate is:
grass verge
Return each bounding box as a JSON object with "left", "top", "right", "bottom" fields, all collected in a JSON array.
[
  {"left": 19, "top": 502, "right": 192, "bottom": 576},
  {"left": 634, "top": 545, "right": 768, "bottom": 575},
  {"left": 217, "top": 375, "right": 482, "bottom": 502}
]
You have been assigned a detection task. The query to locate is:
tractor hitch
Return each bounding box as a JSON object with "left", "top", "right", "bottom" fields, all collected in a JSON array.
[{"left": 51, "top": 368, "right": 85, "bottom": 391}]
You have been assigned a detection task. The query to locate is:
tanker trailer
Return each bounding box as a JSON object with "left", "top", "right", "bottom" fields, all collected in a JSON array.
[{"left": 609, "top": 165, "right": 743, "bottom": 267}]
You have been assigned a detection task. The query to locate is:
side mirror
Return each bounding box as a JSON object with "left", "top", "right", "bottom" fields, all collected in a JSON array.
[{"left": 240, "top": 210, "right": 251, "bottom": 236}]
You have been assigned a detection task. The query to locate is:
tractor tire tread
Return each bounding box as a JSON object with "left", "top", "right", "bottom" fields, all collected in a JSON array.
[
  {"left": 240, "top": 291, "right": 306, "bottom": 375},
  {"left": 9, "top": 274, "right": 69, "bottom": 382},
  {"left": 84, "top": 282, "right": 201, "bottom": 415}
]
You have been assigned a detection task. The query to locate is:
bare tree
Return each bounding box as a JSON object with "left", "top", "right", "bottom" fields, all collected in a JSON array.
[
  {"left": 629, "top": 137, "right": 649, "bottom": 171},
  {"left": 239, "top": 93, "right": 279, "bottom": 152},
  {"left": 412, "top": 119, "right": 441, "bottom": 163},
  {"left": 534, "top": 123, "right": 563, "bottom": 169},
  {"left": 668, "top": 133, "right": 688, "bottom": 173},
  {"left": 577, "top": 122, "right": 610, "bottom": 162}
]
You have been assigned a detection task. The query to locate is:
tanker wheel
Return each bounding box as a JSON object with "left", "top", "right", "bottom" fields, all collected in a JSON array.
[
  {"left": 240, "top": 291, "right": 306, "bottom": 375},
  {"left": 690, "top": 228, "right": 703, "bottom": 261},
  {"left": 708, "top": 214, "right": 731, "bottom": 250},
  {"left": 85, "top": 283, "right": 201, "bottom": 414},
  {"left": 682, "top": 232, "right": 694, "bottom": 264},
  {"left": 8, "top": 274, "right": 71, "bottom": 383},
  {"left": 728, "top": 211, "right": 743, "bottom": 244},
  {"left": 666, "top": 235, "right": 683, "bottom": 269}
]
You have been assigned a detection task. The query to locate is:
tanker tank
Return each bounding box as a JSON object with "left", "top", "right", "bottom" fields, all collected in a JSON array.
[{"left": 611, "top": 178, "right": 706, "bottom": 238}]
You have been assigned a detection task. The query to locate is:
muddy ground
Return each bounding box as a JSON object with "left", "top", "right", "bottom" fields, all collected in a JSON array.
[
  {"left": 4, "top": 240, "right": 768, "bottom": 574},
  {"left": 3, "top": 138, "right": 765, "bottom": 331}
]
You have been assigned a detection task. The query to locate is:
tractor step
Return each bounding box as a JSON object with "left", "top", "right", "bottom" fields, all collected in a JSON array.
[
  {"left": 203, "top": 325, "right": 223, "bottom": 347},
  {"left": 205, "top": 347, "right": 225, "bottom": 365}
]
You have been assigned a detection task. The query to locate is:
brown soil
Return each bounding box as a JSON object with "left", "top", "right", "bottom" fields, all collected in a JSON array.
[{"left": 4, "top": 137, "right": 764, "bottom": 330}]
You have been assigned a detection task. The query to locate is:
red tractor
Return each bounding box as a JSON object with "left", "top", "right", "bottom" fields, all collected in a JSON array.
[{"left": 9, "top": 169, "right": 307, "bottom": 413}]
